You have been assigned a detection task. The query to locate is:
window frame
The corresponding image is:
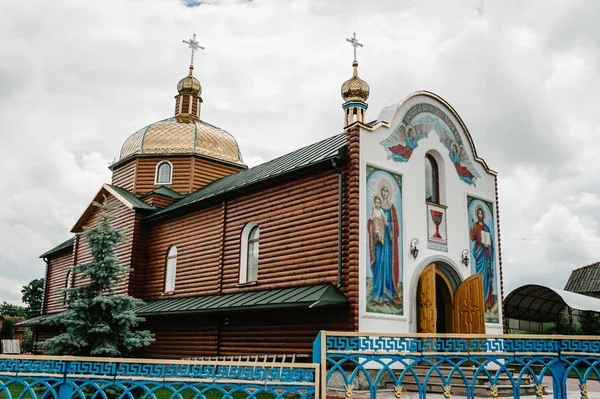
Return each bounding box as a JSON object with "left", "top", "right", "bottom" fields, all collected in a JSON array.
[
  {"left": 425, "top": 154, "right": 440, "bottom": 204},
  {"left": 164, "top": 245, "right": 178, "bottom": 293},
  {"left": 64, "top": 270, "right": 72, "bottom": 301},
  {"left": 239, "top": 222, "right": 259, "bottom": 284},
  {"left": 154, "top": 160, "right": 173, "bottom": 185}
]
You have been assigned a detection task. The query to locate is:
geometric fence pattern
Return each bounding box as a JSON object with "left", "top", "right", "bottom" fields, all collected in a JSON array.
[
  {"left": 2, "top": 333, "right": 600, "bottom": 399},
  {"left": 313, "top": 332, "right": 600, "bottom": 399},
  {"left": 0, "top": 356, "right": 319, "bottom": 399}
]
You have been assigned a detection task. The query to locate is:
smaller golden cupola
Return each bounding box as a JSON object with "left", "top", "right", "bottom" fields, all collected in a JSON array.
[
  {"left": 342, "top": 33, "right": 369, "bottom": 127},
  {"left": 174, "top": 65, "right": 203, "bottom": 118}
]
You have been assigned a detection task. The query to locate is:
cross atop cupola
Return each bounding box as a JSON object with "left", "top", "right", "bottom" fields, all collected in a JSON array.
[
  {"left": 175, "top": 33, "right": 205, "bottom": 119},
  {"left": 341, "top": 33, "right": 370, "bottom": 127}
]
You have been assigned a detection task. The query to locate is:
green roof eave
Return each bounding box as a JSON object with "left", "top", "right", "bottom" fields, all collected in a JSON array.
[
  {"left": 16, "top": 311, "right": 66, "bottom": 327},
  {"left": 136, "top": 283, "right": 348, "bottom": 316},
  {"left": 39, "top": 237, "right": 75, "bottom": 259}
]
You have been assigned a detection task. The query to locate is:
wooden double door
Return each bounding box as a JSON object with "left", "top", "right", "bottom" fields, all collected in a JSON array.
[{"left": 417, "top": 263, "right": 485, "bottom": 334}]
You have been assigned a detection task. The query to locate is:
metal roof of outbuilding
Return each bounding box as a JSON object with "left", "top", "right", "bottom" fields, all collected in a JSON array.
[
  {"left": 564, "top": 263, "right": 600, "bottom": 294},
  {"left": 504, "top": 284, "right": 600, "bottom": 323}
]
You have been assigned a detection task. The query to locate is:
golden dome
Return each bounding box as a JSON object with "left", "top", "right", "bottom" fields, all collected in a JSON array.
[
  {"left": 177, "top": 66, "right": 201, "bottom": 95},
  {"left": 119, "top": 116, "right": 245, "bottom": 166},
  {"left": 341, "top": 61, "right": 370, "bottom": 103}
]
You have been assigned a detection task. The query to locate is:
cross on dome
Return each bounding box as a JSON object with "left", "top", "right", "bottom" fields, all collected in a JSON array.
[
  {"left": 182, "top": 33, "right": 204, "bottom": 67},
  {"left": 345, "top": 32, "right": 363, "bottom": 62}
]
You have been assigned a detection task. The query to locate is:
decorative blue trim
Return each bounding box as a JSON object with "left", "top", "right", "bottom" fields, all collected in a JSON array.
[
  {"left": 0, "top": 358, "right": 318, "bottom": 399},
  {"left": 343, "top": 102, "right": 368, "bottom": 110}
]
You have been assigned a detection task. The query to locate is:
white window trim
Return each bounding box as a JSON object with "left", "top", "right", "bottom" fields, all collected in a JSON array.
[
  {"left": 154, "top": 160, "right": 173, "bottom": 185},
  {"left": 164, "top": 246, "right": 177, "bottom": 293},
  {"left": 239, "top": 222, "right": 259, "bottom": 284}
]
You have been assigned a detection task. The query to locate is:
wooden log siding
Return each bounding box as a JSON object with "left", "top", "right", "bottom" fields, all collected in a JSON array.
[
  {"left": 221, "top": 170, "right": 340, "bottom": 292},
  {"left": 73, "top": 194, "right": 136, "bottom": 295},
  {"left": 111, "top": 158, "right": 137, "bottom": 192},
  {"left": 140, "top": 168, "right": 341, "bottom": 300},
  {"left": 139, "top": 314, "right": 219, "bottom": 359},
  {"left": 142, "top": 203, "right": 223, "bottom": 298},
  {"left": 219, "top": 308, "right": 350, "bottom": 356},
  {"left": 342, "top": 125, "right": 360, "bottom": 331},
  {"left": 132, "top": 156, "right": 244, "bottom": 195},
  {"left": 43, "top": 249, "right": 73, "bottom": 313},
  {"left": 142, "top": 193, "right": 178, "bottom": 208}
]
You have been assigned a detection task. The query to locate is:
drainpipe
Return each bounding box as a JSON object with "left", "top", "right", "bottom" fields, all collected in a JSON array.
[{"left": 331, "top": 158, "right": 343, "bottom": 289}]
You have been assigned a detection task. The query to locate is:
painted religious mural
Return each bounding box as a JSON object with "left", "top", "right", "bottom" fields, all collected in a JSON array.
[
  {"left": 426, "top": 202, "right": 447, "bottom": 252},
  {"left": 467, "top": 196, "right": 499, "bottom": 323},
  {"left": 380, "top": 103, "right": 481, "bottom": 186},
  {"left": 366, "top": 166, "right": 403, "bottom": 316}
]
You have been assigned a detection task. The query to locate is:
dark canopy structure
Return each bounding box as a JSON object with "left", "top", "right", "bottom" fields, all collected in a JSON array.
[{"left": 504, "top": 284, "right": 600, "bottom": 323}]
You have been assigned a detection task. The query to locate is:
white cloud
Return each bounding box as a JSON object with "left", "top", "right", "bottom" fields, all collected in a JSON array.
[{"left": 1, "top": 0, "right": 600, "bottom": 304}]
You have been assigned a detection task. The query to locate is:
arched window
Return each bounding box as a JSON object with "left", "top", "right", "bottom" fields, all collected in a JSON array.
[
  {"left": 239, "top": 223, "right": 259, "bottom": 284},
  {"left": 155, "top": 161, "right": 173, "bottom": 185},
  {"left": 425, "top": 154, "right": 439, "bottom": 203},
  {"left": 164, "top": 246, "right": 177, "bottom": 292}
]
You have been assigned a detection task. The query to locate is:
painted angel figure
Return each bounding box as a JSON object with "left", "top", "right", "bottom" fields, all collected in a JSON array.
[
  {"left": 380, "top": 124, "right": 430, "bottom": 162},
  {"left": 449, "top": 142, "right": 478, "bottom": 186}
]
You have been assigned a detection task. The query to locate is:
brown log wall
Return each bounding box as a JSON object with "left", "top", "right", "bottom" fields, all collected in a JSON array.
[
  {"left": 73, "top": 195, "right": 136, "bottom": 295},
  {"left": 342, "top": 126, "right": 361, "bottom": 331},
  {"left": 142, "top": 193, "right": 178, "bottom": 208},
  {"left": 132, "top": 156, "right": 243, "bottom": 195},
  {"left": 138, "top": 307, "right": 349, "bottom": 359},
  {"left": 111, "top": 159, "right": 137, "bottom": 192},
  {"left": 138, "top": 314, "right": 219, "bottom": 359},
  {"left": 43, "top": 249, "right": 73, "bottom": 313},
  {"left": 140, "top": 168, "right": 341, "bottom": 300}
]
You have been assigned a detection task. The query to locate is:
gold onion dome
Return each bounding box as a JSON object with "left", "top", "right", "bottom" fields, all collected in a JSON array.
[
  {"left": 177, "top": 65, "right": 202, "bottom": 95},
  {"left": 341, "top": 61, "right": 370, "bottom": 103},
  {"left": 119, "top": 116, "right": 244, "bottom": 166}
]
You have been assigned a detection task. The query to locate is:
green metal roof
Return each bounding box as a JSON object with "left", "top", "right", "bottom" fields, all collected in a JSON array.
[
  {"left": 106, "top": 184, "right": 157, "bottom": 210},
  {"left": 39, "top": 237, "right": 74, "bottom": 258},
  {"left": 146, "top": 133, "right": 346, "bottom": 220},
  {"left": 16, "top": 311, "right": 65, "bottom": 327},
  {"left": 564, "top": 263, "right": 600, "bottom": 294},
  {"left": 139, "top": 186, "right": 187, "bottom": 200},
  {"left": 136, "top": 283, "right": 348, "bottom": 316}
]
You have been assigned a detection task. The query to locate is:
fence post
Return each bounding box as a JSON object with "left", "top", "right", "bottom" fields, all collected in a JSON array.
[
  {"left": 551, "top": 339, "right": 567, "bottom": 399},
  {"left": 312, "top": 331, "right": 325, "bottom": 399},
  {"left": 57, "top": 360, "right": 73, "bottom": 399}
]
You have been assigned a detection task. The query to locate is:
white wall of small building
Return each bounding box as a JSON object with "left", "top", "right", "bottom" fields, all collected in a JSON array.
[{"left": 357, "top": 92, "right": 503, "bottom": 335}]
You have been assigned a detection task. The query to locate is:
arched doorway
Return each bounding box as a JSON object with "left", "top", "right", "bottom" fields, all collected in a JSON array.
[{"left": 417, "top": 263, "right": 486, "bottom": 334}]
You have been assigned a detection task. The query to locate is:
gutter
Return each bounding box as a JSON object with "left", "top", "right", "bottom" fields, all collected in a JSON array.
[{"left": 331, "top": 158, "right": 343, "bottom": 289}]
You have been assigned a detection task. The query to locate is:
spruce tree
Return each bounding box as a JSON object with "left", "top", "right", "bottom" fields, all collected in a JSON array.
[{"left": 43, "top": 196, "right": 154, "bottom": 356}]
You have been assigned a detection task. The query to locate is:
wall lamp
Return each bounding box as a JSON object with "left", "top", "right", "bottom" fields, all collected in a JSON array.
[
  {"left": 461, "top": 249, "right": 469, "bottom": 267},
  {"left": 410, "top": 239, "right": 419, "bottom": 260}
]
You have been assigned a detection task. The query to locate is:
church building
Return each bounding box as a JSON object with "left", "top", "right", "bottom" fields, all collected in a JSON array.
[{"left": 26, "top": 34, "right": 504, "bottom": 358}]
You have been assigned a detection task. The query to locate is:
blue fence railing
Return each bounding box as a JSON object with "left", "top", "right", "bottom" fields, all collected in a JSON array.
[
  {"left": 0, "top": 356, "right": 319, "bottom": 399},
  {"left": 2, "top": 333, "right": 600, "bottom": 398},
  {"left": 312, "top": 332, "right": 600, "bottom": 399}
]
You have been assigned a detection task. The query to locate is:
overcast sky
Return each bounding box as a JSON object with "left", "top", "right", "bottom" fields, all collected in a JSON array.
[{"left": 1, "top": 0, "right": 599, "bottom": 305}]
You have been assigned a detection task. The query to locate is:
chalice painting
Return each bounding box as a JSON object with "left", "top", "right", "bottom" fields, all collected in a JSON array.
[{"left": 426, "top": 202, "right": 447, "bottom": 252}]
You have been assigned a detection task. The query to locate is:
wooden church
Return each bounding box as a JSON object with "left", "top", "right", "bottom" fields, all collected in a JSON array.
[{"left": 26, "top": 34, "right": 504, "bottom": 358}]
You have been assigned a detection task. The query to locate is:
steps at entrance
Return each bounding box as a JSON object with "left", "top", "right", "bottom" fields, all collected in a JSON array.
[{"left": 388, "top": 365, "right": 544, "bottom": 397}]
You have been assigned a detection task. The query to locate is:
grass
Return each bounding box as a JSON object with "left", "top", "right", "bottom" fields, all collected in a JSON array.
[{"left": 0, "top": 381, "right": 282, "bottom": 399}]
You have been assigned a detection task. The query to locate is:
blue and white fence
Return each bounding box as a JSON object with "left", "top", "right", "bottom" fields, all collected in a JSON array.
[
  {"left": 2, "top": 333, "right": 600, "bottom": 398},
  {"left": 312, "top": 331, "right": 600, "bottom": 399},
  {"left": 0, "top": 356, "right": 319, "bottom": 399}
]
